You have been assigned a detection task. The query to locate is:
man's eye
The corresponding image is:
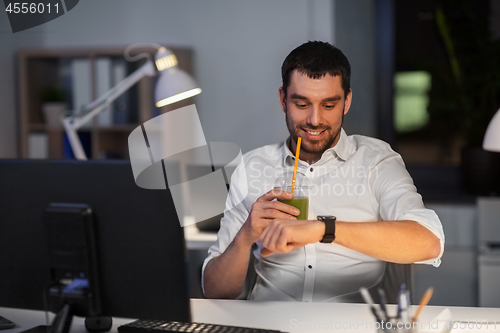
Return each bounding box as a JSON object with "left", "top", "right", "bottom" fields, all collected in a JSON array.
[
  {"left": 296, "top": 103, "right": 307, "bottom": 108},
  {"left": 324, "top": 104, "right": 335, "bottom": 109}
]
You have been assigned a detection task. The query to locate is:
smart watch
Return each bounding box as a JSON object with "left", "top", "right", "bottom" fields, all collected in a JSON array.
[{"left": 317, "top": 215, "right": 336, "bottom": 243}]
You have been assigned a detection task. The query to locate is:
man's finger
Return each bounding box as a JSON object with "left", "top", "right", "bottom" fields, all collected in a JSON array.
[
  {"left": 261, "top": 208, "right": 297, "bottom": 220},
  {"left": 260, "top": 248, "right": 275, "bottom": 257},
  {"left": 258, "top": 223, "right": 270, "bottom": 242},
  {"left": 256, "top": 189, "right": 294, "bottom": 202},
  {"left": 276, "top": 229, "right": 292, "bottom": 252},
  {"left": 253, "top": 217, "right": 274, "bottom": 234},
  {"left": 257, "top": 200, "right": 300, "bottom": 217},
  {"left": 260, "top": 221, "right": 279, "bottom": 249},
  {"left": 271, "top": 201, "right": 301, "bottom": 216}
]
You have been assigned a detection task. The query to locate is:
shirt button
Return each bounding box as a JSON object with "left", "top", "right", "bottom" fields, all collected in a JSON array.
[
  {"left": 310, "top": 168, "right": 313, "bottom": 172},
  {"left": 308, "top": 265, "right": 313, "bottom": 269}
]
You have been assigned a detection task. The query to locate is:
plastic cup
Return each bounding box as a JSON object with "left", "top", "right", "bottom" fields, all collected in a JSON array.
[{"left": 274, "top": 171, "right": 310, "bottom": 220}]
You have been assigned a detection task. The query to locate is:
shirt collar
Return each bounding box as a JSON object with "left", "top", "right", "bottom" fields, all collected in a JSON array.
[
  {"left": 333, "top": 128, "right": 356, "bottom": 161},
  {"left": 281, "top": 128, "right": 356, "bottom": 166},
  {"left": 282, "top": 139, "right": 295, "bottom": 167}
]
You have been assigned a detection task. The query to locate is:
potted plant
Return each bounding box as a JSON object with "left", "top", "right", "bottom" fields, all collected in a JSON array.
[
  {"left": 41, "top": 85, "right": 67, "bottom": 128},
  {"left": 429, "top": 1, "right": 500, "bottom": 195}
]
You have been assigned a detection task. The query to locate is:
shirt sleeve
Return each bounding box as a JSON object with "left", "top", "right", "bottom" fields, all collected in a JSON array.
[
  {"left": 200, "top": 159, "right": 250, "bottom": 294},
  {"left": 370, "top": 149, "right": 445, "bottom": 267}
]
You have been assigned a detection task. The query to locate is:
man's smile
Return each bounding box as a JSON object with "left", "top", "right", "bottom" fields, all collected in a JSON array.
[{"left": 301, "top": 128, "right": 328, "bottom": 140}]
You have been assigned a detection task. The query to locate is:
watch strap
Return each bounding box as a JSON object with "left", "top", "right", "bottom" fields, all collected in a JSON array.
[{"left": 318, "top": 215, "right": 336, "bottom": 243}]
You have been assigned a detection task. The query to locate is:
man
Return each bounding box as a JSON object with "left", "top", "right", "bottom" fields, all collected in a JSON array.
[{"left": 202, "top": 41, "right": 444, "bottom": 302}]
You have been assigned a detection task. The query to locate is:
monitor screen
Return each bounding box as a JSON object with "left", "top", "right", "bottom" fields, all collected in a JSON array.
[{"left": 0, "top": 159, "right": 190, "bottom": 322}]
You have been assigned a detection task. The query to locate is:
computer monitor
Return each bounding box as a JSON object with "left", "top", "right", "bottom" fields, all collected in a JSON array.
[{"left": 0, "top": 159, "right": 190, "bottom": 322}]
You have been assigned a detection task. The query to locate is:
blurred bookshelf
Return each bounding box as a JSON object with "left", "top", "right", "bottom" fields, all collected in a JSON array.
[{"left": 18, "top": 46, "right": 195, "bottom": 159}]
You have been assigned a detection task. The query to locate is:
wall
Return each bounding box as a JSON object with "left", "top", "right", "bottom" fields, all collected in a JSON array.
[
  {"left": 334, "top": 0, "right": 377, "bottom": 138},
  {"left": 0, "top": 13, "right": 45, "bottom": 157},
  {"left": 1, "top": 0, "right": 380, "bottom": 157}
]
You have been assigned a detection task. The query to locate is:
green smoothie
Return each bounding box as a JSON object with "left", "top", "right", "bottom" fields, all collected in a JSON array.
[{"left": 277, "top": 197, "right": 309, "bottom": 220}]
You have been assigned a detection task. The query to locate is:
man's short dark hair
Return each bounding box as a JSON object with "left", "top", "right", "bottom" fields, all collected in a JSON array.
[{"left": 281, "top": 41, "right": 351, "bottom": 98}]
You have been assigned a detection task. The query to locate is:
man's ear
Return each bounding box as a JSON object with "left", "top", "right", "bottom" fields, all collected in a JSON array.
[
  {"left": 344, "top": 89, "right": 352, "bottom": 115},
  {"left": 278, "top": 86, "right": 287, "bottom": 113}
]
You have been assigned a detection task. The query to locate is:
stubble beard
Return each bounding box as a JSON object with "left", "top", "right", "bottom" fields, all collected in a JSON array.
[{"left": 285, "top": 105, "right": 344, "bottom": 156}]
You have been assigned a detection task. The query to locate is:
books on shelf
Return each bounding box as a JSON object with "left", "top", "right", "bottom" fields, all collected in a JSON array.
[
  {"left": 22, "top": 49, "right": 162, "bottom": 159},
  {"left": 112, "top": 58, "right": 130, "bottom": 125},
  {"left": 63, "top": 132, "right": 91, "bottom": 159},
  {"left": 68, "top": 57, "right": 138, "bottom": 128},
  {"left": 71, "top": 58, "right": 92, "bottom": 128},
  {"left": 95, "top": 57, "right": 113, "bottom": 127}
]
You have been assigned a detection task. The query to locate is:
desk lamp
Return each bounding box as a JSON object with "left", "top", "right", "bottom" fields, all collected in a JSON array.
[
  {"left": 62, "top": 44, "right": 201, "bottom": 160},
  {"left": 483, "top": 108, "right": 500, "bottom": 152}
]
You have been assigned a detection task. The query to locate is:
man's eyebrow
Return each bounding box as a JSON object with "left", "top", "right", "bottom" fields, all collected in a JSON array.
[
  {"left": 290, "top": 93, "right": 342, "bottom": 102},
  {"left": 322, "top": 95, "right": 342, "bottom": 102},
  {"left": 290, "top": 93, "right": 309, "bottom": 100}
]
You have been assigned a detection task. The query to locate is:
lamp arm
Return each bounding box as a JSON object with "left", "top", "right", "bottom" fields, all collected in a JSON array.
[
  {"left": 62, "top": 117, "right": 88, "bottom": 160},
  {"left": 72, "top": 60, "right": 156, "bottom": 129},
  {"left": 62, "top": 60, "right": 156, "bottom": 160}
]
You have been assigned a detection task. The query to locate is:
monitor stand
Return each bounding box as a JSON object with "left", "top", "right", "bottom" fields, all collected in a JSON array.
[
  {"left": 50, "top": 304, "right": 73, "bottom": 333},
  {"left": 49, "top": 304, "right": 112, "bottom": 333}
]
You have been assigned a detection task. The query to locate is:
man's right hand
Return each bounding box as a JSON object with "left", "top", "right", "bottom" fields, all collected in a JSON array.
[
  {"left": 238, "top": 189, "right": 300, "bottom": 247},
  {"left": 204, "top": 189, "right": 300, "bottom": 299}
]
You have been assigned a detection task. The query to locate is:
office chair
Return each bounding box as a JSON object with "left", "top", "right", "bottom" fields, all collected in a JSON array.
[{"left": 381, "top": 263, "right": 413, "bottom": 304}]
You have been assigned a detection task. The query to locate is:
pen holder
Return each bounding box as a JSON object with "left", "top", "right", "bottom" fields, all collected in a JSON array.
[{"left": 376, "top": 317, "right": 417, "bottom": 333}]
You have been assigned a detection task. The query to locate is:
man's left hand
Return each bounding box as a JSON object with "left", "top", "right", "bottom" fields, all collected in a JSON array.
[{"left": 259, "top": 219, "right": 326, "bottom": 257}]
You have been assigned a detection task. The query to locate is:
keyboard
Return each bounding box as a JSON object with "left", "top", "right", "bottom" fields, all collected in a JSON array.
[
  {"left": 0, "top": 316, "right": 15, "bottom": 330},
  {"left": 118, "top": 319, "right": 285, "bottom": 333}
]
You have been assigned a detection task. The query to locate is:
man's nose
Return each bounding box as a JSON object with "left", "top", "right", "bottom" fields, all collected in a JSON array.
[{"left": 306, "top": 105, "right": 322, "bottom": 127}]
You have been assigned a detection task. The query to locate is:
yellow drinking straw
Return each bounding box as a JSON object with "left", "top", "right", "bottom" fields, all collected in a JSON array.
[{"left": 291, "top": 137, "right": 302, "bottom": 196}]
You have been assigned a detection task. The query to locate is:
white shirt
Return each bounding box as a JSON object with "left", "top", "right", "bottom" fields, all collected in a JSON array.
[{"left": 202, "top": 129, "right": 445, "bottom": 302}]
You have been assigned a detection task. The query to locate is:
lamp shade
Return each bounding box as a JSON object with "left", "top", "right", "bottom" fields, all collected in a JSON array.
[
  {"left": 155, "top": 68, "right": 201, "bottom": 107},
  {"left": 154, "top": 47, "right": 201, "bottom": 107},
  {"left": 483, "top": 108, "right": 500, "bottom": 152}
]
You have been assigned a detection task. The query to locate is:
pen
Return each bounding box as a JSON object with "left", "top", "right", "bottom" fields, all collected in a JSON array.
[
  {"left": 412, "top": 287, "right": 434, "bottom": 322},
  {"left": 398, "top": 288, "right": 412, "bottom": 325},
  {"left": 396, "top": 283, "right": 406, "bottom": 319},
  {"left": 360, "top": 288, "right": 383, "bottom": 323},
  {"left": 404, "top": 289, "right": 412, "bottom": 323},
  {"left": 377, "top": 289, "right": 388, "bottom": 321}
]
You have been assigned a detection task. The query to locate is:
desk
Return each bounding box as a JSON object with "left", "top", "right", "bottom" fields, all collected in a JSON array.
[
  {"left": 3, "top": 300, "right": 500, "bottom": 333},
  {"left": 184, "top": 225, "right": 217, "bottom": 251}
]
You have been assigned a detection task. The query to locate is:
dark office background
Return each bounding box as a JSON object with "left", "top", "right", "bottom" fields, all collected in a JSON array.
[{"left": 1, "top": 0, "right": 500, "bottom": 308}]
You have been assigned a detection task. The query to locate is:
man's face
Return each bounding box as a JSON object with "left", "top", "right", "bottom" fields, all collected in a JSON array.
[{"left": 279, "top": 70, "right": 352, "bottom": 162}]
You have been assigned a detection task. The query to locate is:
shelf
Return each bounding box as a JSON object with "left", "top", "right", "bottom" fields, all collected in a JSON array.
[
  {"left": 95, "top": 124, "right": 138, "bottom": 132},
  {"left": 28, "top": 123, "right": 62, "bottom": 131},
  {"left": 18, "top": 46, "right": 194, "bottom": 159},
  {"left": 28, "top": 123, "right": 139, "bottom": 133}
]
